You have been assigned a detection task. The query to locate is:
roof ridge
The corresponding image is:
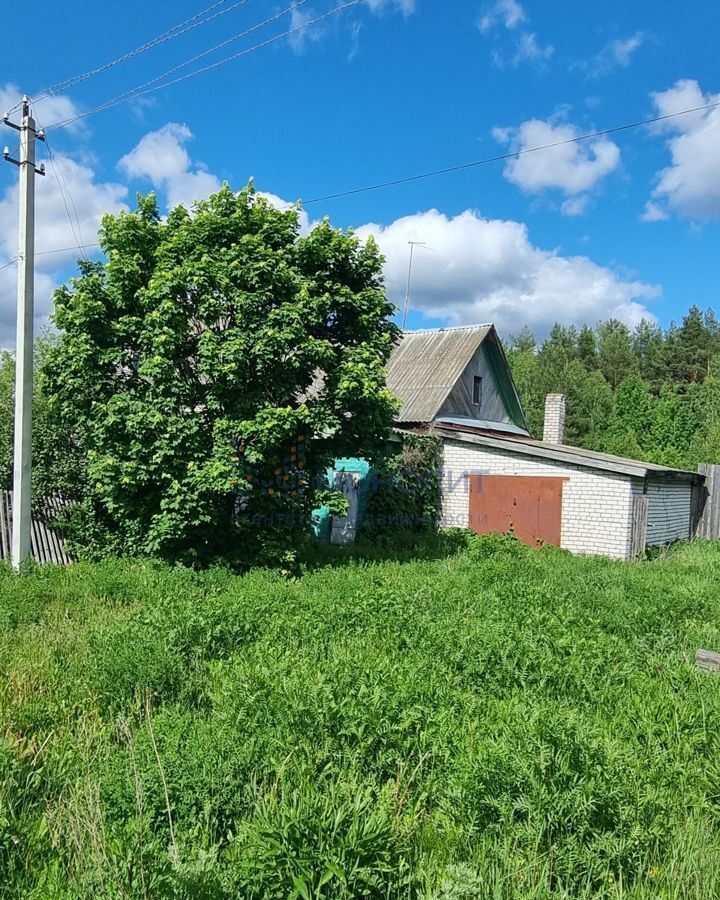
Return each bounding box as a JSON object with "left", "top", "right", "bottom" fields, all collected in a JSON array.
[{"left": 403, "top": 323, "right": 493, "bottom": 334}]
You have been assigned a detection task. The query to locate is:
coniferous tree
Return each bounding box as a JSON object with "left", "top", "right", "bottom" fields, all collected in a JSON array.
[
  {"left": 578, "top": 325, "right": 598, "bottom": 371},
  {"left": 597, "top": 319, "right": 635, "bottom": 389},
  {"left": 632, "top": 319, "right": 666, "bottom": 391}
]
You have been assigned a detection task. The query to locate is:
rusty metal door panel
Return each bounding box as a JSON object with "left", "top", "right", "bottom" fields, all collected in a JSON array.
[{"left": 469, "top": 475, "right": 565, "bottom": 548}]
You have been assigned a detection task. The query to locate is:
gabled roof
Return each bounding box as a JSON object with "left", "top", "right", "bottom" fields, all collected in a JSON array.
[
  {"left": 385, "top": 324, "right": 528, "bottom": 430},
  {"left": 431, "top": 423, "right": 703, "bottom": 482}
]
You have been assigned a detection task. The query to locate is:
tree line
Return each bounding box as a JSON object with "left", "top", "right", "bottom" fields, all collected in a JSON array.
[{"left": 506, "top": 306, "right": 720, "bottom": 469}]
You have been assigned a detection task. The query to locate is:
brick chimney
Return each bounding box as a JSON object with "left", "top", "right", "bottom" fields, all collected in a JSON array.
[{"left": 543, "top": 394, "right": 566, "bottom": 445}]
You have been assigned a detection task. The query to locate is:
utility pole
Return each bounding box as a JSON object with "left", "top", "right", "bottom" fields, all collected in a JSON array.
[
  {"left": 3, "top": 97, "right": 45, "bottom": 570},
  {"left": 402, "top": 241, "right": 429, "bottom": 331}
]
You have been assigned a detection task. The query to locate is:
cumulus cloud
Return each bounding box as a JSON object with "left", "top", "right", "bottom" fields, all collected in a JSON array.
[
  {"left": 0, "top": 84, "right": 85, "bottom": 133},
  {"left": 494, "top": 118, "right": 620, "bottom": 213},
  {"left": 478, "top": 0, "right": 526, "bottom": 32},
  {"left": 0, "top": 147, "right": 127, "bottom": 347},
  {"left": 644, "top": 79, "right": 720, "bottom": 221},
  {"left": 0, "top": 154, "right": 127, "bottom": 263},
  {"left": 118, "top": 123, "right": 220, "bottom": 211},
  {"left": 258, "top": 191, "right": 317, "bottom": 236},
  {"left": 588, "top": 32, "right": 647, "bottom": 77},
  {"left": 0, "top": 265, "right": 58, "bottom": 353},
  {"left": 0, "top": 83, "right": 127, "bottom": 347},
  {"left": 355, "top": 208, "right": 658, "bottom": 336}
]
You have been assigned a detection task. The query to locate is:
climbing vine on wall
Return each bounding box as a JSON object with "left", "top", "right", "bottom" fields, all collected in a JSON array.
[{"left": 363, "top": 434, "right": 442, "bottom": 534}]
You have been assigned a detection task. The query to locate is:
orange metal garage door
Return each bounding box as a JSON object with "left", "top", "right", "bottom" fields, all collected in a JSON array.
[{"left": 468, "top": 475, "right": 565, "bottom": 548}]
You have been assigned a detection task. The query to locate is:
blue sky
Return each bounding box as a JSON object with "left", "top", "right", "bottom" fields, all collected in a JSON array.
[{"left": 0, "top": 0, "right": 718, "bottom": 345}]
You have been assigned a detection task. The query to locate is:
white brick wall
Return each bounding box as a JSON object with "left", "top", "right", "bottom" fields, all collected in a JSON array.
[
  {"left": 645, "top": 479, "right": 692, "bottom": 545},
  {"left": 441, "top": 439, "right": 637, "bottom": 559}
]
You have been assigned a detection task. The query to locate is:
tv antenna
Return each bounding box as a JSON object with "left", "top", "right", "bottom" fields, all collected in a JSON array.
[{"left": 402, "top": 240, "right": 432, "bottom": 330}]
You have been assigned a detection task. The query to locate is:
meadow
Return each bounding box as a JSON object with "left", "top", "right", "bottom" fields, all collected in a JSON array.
[{"left": 2, "top": 534, "right": 720, "bottom": 898}]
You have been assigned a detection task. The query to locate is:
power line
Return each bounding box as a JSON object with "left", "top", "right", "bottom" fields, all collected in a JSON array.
[
  {"left": 0, "top": 257, "right": 18, "bottom": 272},
  {"left": 23, "top": 99, "right": 720, "bottom": 264},
  {"left": 17, "top": 0, "right": 253, "bottom": 109},
  {"left": 46, "top": 0, "right": 361, "bottom": 132},
  {"left": 48, "top": 0, "right": 313, "bottom": 131},
  {"left": 299, "top": 101, "right": 720, "bottom": 205},
  {"left": 36, "top": 243, "right": 100, "bottom": 257},
  {"left": 42, "top": 135, "right": 89, "bottom": 261}
]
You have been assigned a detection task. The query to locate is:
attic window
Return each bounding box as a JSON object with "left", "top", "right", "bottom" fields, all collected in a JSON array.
[{"left": 472, "top": 376, "right": 483, "bottom": 406}]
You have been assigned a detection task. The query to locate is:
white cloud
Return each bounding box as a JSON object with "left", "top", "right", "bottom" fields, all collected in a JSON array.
[
  {"left": 0, "top": 146, "right": 127, "bottom": 348},
  {"left": 355, "top": 208, "right": 658, "bottom": 336},
  {"left": 645, "top": 79, "right": 720, "bottom": 221},
  {"left": 366, "top": 0, "right": 416, "bottom": 13},
  {"left": 495, "top": 118, "right": 620, "bottom": 213},
  {"left": 0, "top": 84, "right": 85, "bottom": 133},
  {"left": 640, "top": 201, "right": 669, "bottom": 223},
  {"left": 288, "top": 6, "right": 327, "bottom": 54},
  {"left": 258, "top": 191, "right": 316, "bottom": 236},
  {"left": 0, "top": 265, "right": 58, "bottom": 353},
  {"left": 478, "top": 0, "right": 526, "bottom": 32},
  {"left": 478, "top": 2, "right": 551, "bottom": 68},
  {"left": 0, "top": 154, "right": 127, "bottom": 263},
  {"left": 560, "top": 195, "right": 589, "bottom": 217},
  {"left": 508, "top": 32, "right": 554, "bottom": 67},
  {"left": 291, "top": 0, "right": 414, "bottom": 55},
  {"left": 589, "top": 32, "right": 646, "bottom": 77},
  {"left": 0, "top": 83, "right": 130, "bottom": 347},
  {"left": 118, "top": 123, "right": 220, "bottom": 211},
  {"left": 488, "top": 29, "right": 554, "bottom": 69}
]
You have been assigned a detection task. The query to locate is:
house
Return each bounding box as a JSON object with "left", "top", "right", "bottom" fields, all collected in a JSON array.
[{"left": 385, "top": 324, "right": 704, "bottom": 560}]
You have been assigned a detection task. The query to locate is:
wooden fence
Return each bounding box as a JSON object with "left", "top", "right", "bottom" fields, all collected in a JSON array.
[
  {"left": 694, "top": 464, "right": 720, "bottom": 541},
  {"left": 0, "top": 491, "right": 73, "bottom": 565}
]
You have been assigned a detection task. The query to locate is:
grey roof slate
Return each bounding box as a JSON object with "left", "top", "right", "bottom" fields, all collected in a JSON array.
[
  {"left": 385, "top": 325, "right": 493, "bottom": 422},
  {"left": 431, "top": 424, "right": 702, "bottom": 482}
]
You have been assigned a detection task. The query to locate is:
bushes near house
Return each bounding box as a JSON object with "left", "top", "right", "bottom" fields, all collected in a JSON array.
[
  {"left": 363, "top": 435, "right": 442, "bottom": 534},
  {"left": 3, "top": 537, "right": 720, "bottom": 897}
]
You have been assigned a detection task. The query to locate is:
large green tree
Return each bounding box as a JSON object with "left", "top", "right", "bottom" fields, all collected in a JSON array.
[{"left": 47, "top": 184, "right": 399, "bottom": 563}]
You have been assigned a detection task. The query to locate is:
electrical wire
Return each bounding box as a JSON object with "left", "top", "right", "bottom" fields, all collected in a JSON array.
[
  {"left": 17, "top": 98, "right": 720, "bottom": 263},
  {"left": 48, "top": 0, "right": 313, "bottom": 131},
  {"left": 298, "top": 101, "right": 720, "bottom": 205},
  {"left": 46, "top": 0, "right": 361, "bottom": 132},
  {"left": 0, "top": 257, "right": 18, "bottom": 272},
  {"left": 36, "top": 243, "right": 100, "bottom": 257},
  {"left": 41, "top": 135, "right": 89, "bottom": 261},
  {"left": 11, "top": 0, "right": 253, "bottom": 110}
]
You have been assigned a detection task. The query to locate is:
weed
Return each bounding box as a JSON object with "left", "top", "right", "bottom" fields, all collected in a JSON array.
[{"left": 3, "top": 539, "right": 720, "bottom": 896}]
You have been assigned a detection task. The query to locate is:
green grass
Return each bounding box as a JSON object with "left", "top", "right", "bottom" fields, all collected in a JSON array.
[{"left": 3, "top": 534, "right": 720, "bottom": 898}]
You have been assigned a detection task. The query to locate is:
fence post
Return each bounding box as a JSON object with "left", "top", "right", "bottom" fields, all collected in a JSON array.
[{"left": 695, "top": 464, "right": 720, "bottom": 540}]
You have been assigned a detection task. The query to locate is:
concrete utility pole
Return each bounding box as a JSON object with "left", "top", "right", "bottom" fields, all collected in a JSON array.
[{"left": 3, "top": 97, "right": 45, "bottom": 570}]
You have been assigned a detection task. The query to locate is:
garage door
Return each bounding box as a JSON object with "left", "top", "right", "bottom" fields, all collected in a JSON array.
[{"left": 469, "top": 475, "right": 565, "bottom": 548}]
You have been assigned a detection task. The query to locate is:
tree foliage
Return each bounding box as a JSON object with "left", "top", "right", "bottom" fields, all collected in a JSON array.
[
  {"left": 46, "top": 184, "right": 399, "bottom": 563},
  {"left": 362, "top": 434, "right": 442, "bottom": 535},
  {"left": 507, "top": 308, "right": 720, "bottom": 468}
]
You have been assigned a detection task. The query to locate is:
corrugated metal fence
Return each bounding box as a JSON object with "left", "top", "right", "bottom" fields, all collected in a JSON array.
[{"left": 0, "top": 491, "right": 73, "bottom": 565}]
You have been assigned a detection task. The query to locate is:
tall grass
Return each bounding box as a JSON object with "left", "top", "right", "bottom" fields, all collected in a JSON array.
[{"left": 2, "top": 535, "right": 720, "bottom": 897}]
